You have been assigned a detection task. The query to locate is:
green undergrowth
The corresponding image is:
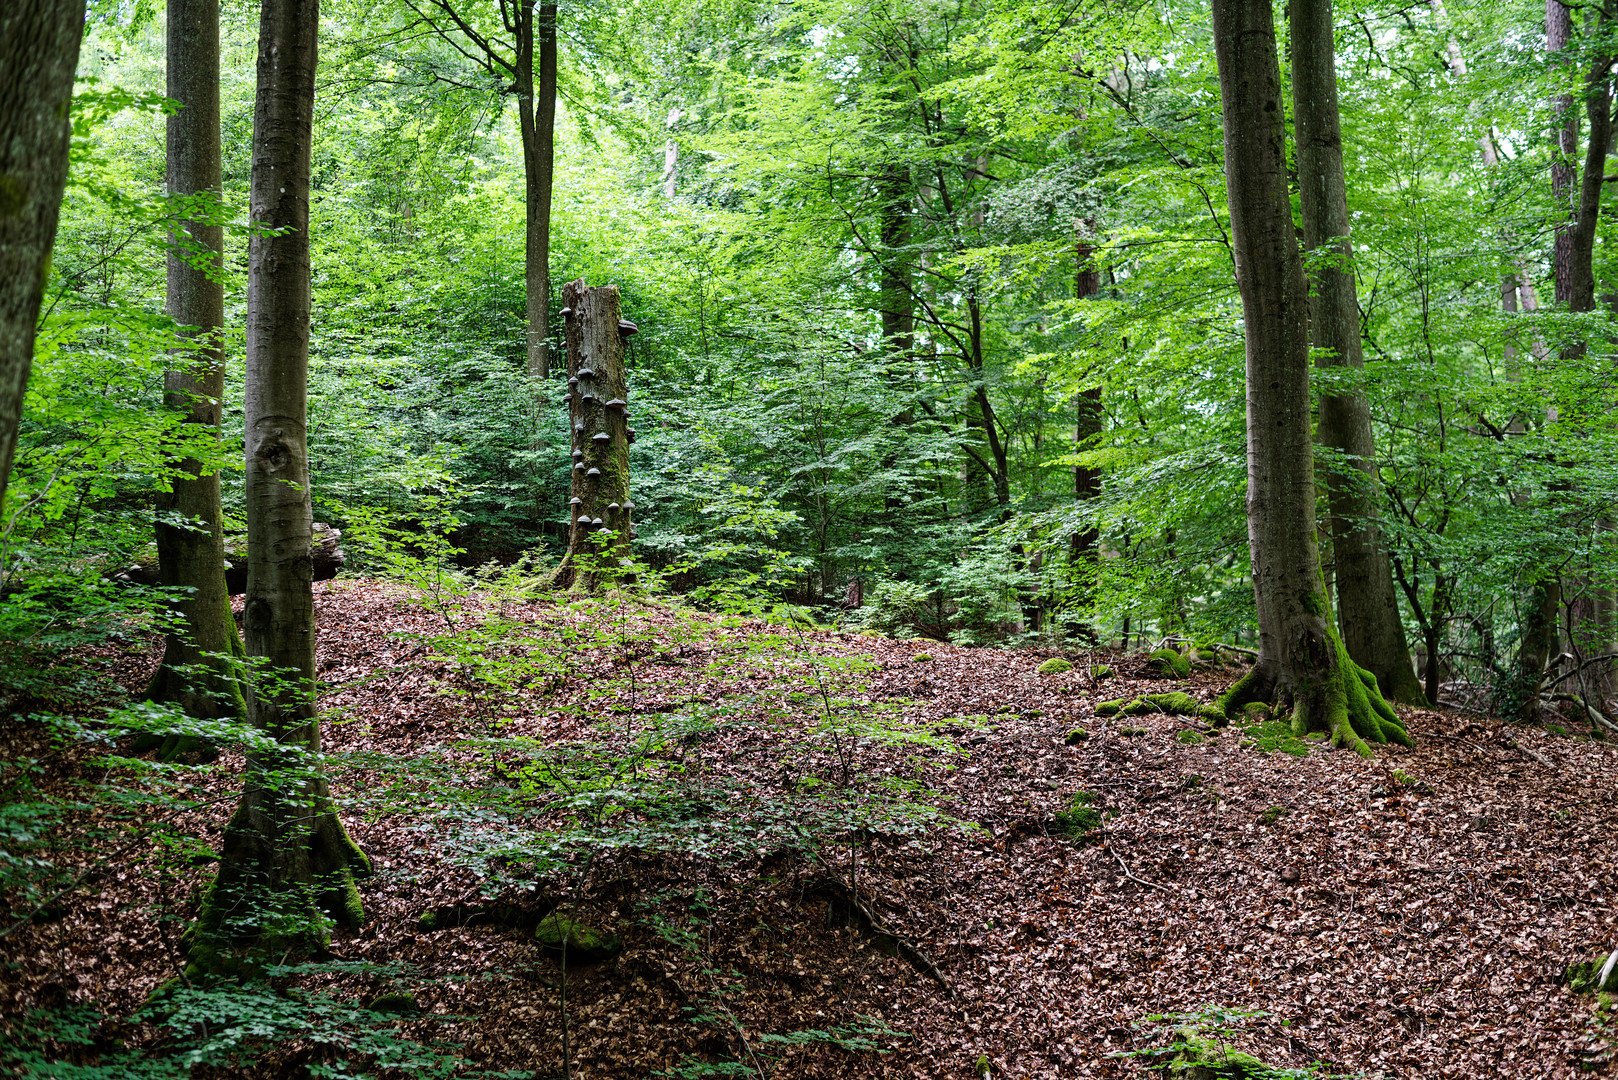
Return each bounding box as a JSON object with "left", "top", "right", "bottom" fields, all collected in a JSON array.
[{"left": 1051, "top": 790, "right": 1102, "bottom": 839}]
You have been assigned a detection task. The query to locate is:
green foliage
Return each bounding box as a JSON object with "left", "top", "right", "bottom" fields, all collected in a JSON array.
[{"left": 1113, "top": 1007, "right": 1367, "bottom": 1079}]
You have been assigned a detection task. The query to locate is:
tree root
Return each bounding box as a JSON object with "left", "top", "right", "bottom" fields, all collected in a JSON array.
[
  {"left": 810, "top": 875, "right": 950, "bottom": 995},
  {"left": 1212, "top": 624, "right": 1413, "bottom": 758}
]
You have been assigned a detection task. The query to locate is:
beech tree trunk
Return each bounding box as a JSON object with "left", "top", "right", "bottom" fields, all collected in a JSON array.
[
  {"left": 553, "top": 279, "right": 634, "bottom": 591},
  {"left": 518, "top": 1, "right": 557, "bottom": 382},
  {"left": 1210, "top": 0, "right": 1410, "bottom": 755},
  {"left": 1289, "top": 0, "right": 1426, "bottom": 705},
  {"left": 0, "top": 0, "right": 84, "bottom": 515},
  {"left": 1067, "top": 231, "right": 1102, "bottom": 643},
  {"left": 147, "top": 0, "right": 247, "bottom": 729},
  {"left": 192, "top": 0, "right": 367, "bottom": 971}
]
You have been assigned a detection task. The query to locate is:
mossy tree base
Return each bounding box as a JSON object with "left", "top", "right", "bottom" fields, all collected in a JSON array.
[
  {"left": 185, "top": 777, "right": 369, "bottom": 979},
  {"left": 1212, "top": 621, "right": 1412, "bottom": 759}
]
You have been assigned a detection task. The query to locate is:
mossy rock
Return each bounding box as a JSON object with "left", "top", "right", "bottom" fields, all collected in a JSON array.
[
  {"left": 1038, "top": 657, "right": 1074, "bottom": 675},
  {"left": 1096, "top": 699, "right": 1125, "bottom": 717},
  {"left": 1176, "top": 729, "right": 1204, "bottom": 745},
  {"left": 1147, "top": 648, "right": 1191, "bottom": 678},
  {"left": 535, "top": 914, "right": 621, "bottom": 964},
  {"left": 1119, "top": 726, "right": 1148, "bottom": 738},
  {"left": 367, "top": 992, "right": 421, "bottom": 1016},
  {"left": 1064, "top": 727, "right": 1089, "bottom": 745},
  {"left": 912, "top": 652, "right": 933, "bottom": 662}
]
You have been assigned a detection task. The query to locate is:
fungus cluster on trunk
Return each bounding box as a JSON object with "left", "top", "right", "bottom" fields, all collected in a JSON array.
[{"left": 554, "top": 279, "right": 636, "bottom": 590}]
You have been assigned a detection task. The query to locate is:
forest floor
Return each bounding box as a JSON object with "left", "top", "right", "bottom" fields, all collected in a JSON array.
[{"left": 6, "top": 578, "right": 1618, "bottom": 1079}]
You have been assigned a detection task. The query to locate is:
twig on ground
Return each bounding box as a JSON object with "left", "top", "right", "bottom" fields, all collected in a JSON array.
[{"left": 1107, "top": 844, "right": 1174, "bottom": 893}]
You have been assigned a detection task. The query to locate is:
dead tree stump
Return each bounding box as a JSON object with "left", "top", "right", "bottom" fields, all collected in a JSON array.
[{"left": 554, "top": 278, "right": 635, "bottom": 590}]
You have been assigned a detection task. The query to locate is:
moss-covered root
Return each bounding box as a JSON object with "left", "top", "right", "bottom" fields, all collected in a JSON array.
[
  {"left": 1291, "top": 628, "right": 1414, "bottom": 758},
  {"left": 184, "top": 795, "right": 370, "bottom": 978},
  {"left": 1211, "top": 662, "right": 1274, "bottom": 725}
]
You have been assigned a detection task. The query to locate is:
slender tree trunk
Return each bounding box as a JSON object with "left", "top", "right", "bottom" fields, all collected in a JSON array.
[
  {"left": 518, "top": 0, "right": 556, "bottom": 383},
  {"left": 1067, "top": 229, "right": 1102, "bottom": 642},
  {"left": 0, "top": 0, "right": 85, "bottom": 516},
  {"left": 147, "top": 0, "right": 247, "bottom": 730},
  {"left": 1290, "top": 0, "right": 1425, "bottom": 704},
  {"left": 1565, "top": 21, "right": 1615, "bottom": 706},
  {"left": 192, "top": 0, "right": 366, "bottom": 971},
  {"left": 553, "top": 279, "right": 634, "bottom": 591},
  {"left": 1550, "top": 0, "right": 1579, "bottom": 307},
  {"left": 1210, "top": 0, "right": 1410, "bottom": 754}
]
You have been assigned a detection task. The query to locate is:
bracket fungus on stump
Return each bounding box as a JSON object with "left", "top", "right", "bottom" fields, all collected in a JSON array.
[{"left": 554, "top": 278, "right": 635, "bottom": 591}]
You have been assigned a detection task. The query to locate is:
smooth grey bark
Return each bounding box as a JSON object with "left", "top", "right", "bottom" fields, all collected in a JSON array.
[
  {"left": 147, "top": 0, "right": 247, "bottom": 729},
  {"left": 554, "top": 279, "right": 634, "bottom": 591},
  {"left": 193, "top": 0, "right": 366, "bottom": 970},
  {"left": 1210, "top": 0, "right": 1410, "bottom": 754},
  {"left": 0, "top": 0, "right": 85, "bottom": 518},
  {"left": 1289, "top": 0, "right": 1426, "bottom": 706}
]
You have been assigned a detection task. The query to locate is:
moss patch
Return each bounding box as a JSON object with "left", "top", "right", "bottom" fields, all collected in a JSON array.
[
  {"left": 535, "top": 914, "right": 621, "bottom": 963},
  {"left": 1051, "top": 790, "right": 1102, "bottom": 839},
  {"left": 1259, "top": 805, "right": 1289, "bottom": 825},
  {"left": 367, "top": 992, "right": 421, "bottom": 1016},
  {"left": 1176, "top": 729, "right": 1204, "bottom": 745},
  {"left": 1147, "top": 648, "right": 1191, "bottom": 678},
  {"left": 1238, "top": 717, "right": 1312, "bottom": 757},
  {"left": 912, "top": 652, "right": 933, "bottom": 662},
  {"left": 1037, "top": 657, "right": 1074, "bottom": 675},
  {"left": 1064, "top": 727, "right": 1089, "bottom": 745}
]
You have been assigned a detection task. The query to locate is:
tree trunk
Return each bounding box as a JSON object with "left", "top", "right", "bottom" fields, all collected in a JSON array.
[
  {"left": 1289, "top": 0, "right": 1426, "bottom": 705},
  {"left": 1066, "top": 229, "right": 1102, "bottom": 642},
  {"left": 517, "top": 0, "right": 556, "bottom": 383},
  {"left": 1210, "top": 0, "right": 1410, "bottom": 755},
  {"left": 147, "top": 0, "right": 247, "bottom": 733},
  {"left": 192, "top": 0, "right": 366, "bottom": 972},
  {"left": 0, "top": 0, "right": 84, "bottom": 515},
  {"left": 553, "top": 279, "right": 634, "bottom": 591},
  {"left": 1550, "top": 0, "right": 1579, "bottom": 307}
]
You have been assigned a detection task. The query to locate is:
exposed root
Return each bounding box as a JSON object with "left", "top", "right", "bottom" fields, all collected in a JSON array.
[{"left": 1210, "top": 624, "right": 1412, "bottom": 757}]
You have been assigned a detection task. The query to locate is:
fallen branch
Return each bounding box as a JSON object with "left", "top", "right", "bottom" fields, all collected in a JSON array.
[
  {"left": 1500, "top": 737, "right": 1554, "bottom": 769},
  {"left": 1107, "top": 844, "right": 1174, "bottom": 893}
]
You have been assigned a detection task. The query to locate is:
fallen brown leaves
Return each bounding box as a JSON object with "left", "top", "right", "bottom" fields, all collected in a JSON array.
[{"left": 5, "top": 579, "right": 1617, "bottom": 1079}]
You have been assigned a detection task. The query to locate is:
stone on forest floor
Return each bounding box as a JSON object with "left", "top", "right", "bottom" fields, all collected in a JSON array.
[
  {"left": 1147, "top": 648, "right": 1191, "bottom": 677},
  {"left": 1037, "top": 657, "right": 1074, "bottom": 675},
  {"left": 367, "top": 992, "right": 421, "bottom": 1015},
  {"left": 535, "top": 914, "right": 621, "bottom": 963},
  {"left": 1064, "top": 727, "right": 1089, "bottom": 745}
]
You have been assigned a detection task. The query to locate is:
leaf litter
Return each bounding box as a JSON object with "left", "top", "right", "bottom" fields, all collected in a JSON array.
[{"left": 3, "top": 578, "right": 1617, "bottom": 1078}]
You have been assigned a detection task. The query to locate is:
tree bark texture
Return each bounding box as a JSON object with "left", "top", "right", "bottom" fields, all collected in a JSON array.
[
  {"left": 1550, "top": 0, "right": 1579, "bottom": 307},
  {"left": 148, "top": 0, "right": 247, "bottom": 728},
  {"left": 194, "top": 0, "right": 366, "bottom": 970},
  {"left": 1066, "top": 231, "right": 1102, "bottom": 642},
  {"left": 553, "top": 279, "right": 634, "bottom": 591},
  {"left": 518, "top": 0, "right": 557, "bottom": 382},
  {"left": 0, "top": 0, "right": 84, "bottom": 516},
  {"left": 1211, "top": 0, "right": 1410, "bottom": 755},
  {"left": 1289, "top": 0, "right": 1426, "bottom": 705}
]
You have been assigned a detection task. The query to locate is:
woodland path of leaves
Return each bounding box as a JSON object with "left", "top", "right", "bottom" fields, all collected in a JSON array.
[{"left": 8, "top": 578, "right": 1618, "bottom": 1079}]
